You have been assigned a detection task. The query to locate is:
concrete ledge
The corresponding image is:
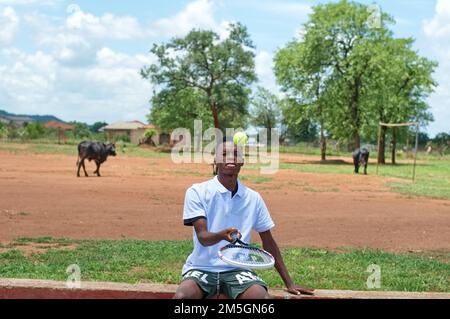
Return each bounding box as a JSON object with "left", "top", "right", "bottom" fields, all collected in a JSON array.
[{"left": 1, "top": 278, "right": 449, "bottom": 299}]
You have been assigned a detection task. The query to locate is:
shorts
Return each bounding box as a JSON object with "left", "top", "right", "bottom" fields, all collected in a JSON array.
[{"left": 181, "top": 268, "right": 268, "bottom": 299}]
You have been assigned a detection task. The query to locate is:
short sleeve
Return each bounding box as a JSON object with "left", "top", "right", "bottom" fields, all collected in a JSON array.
[
  {"left": 183, "top": 187, "right": 207, "bottom": 226},
  {"left": 253, "top": 194, "right": 275, "bottom": 232}
]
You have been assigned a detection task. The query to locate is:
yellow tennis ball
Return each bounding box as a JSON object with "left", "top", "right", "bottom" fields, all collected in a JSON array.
[{"left": 233, "top": 132, "right": 248, "bottom": 146}]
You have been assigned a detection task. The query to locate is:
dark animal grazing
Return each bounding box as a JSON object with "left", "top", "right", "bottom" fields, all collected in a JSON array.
[
  {"left": 352, "top": 147, "right": 369, "bottom": 175},
  {"left": 76, "top": 141, "right": 116, "bottom": 177}
]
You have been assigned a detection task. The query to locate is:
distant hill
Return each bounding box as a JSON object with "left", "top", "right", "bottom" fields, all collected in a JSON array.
[{"left": 0, "top": 109, "right": 63, "bottom": 123}]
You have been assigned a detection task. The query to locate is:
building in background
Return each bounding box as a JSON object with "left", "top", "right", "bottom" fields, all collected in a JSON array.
[
  {"left": 44, "top": 121, "right": 75, "bottom": 144},
  {"left": 100, "top": 121, "right": 168, "bottom": 145},
  {"left": 0, "top": 115, "right": 34, "bottom": 128}
]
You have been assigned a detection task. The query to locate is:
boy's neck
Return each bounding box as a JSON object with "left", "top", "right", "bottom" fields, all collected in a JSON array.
[{"left": 217, "top": 174, "right": 238, "bottom": 192}]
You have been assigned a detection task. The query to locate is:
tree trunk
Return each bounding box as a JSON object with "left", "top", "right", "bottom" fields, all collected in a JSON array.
[
  {"left": 353, "top": 131, "right": 360, "bottom": 150},
  {"left": 350, "top": 77, "right": 361, "bottom": 150},
  {"left": 210, "top": 101, "right": 220, "bottom": 129},
  {"left": 391, "top": 127, "right": 397, "bottom": 164},
  {"left": 320, "top": 124, "right": 326, "bottom": 161},
  {"left": 267, "top": 116, "right": 272, "bottom": 145},
  {"left": 378, "top": 126, "right": 387, "bottom": 164}
]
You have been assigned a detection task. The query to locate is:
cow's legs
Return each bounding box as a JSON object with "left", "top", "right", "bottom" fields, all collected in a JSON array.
[
  {"left": 77, "top": 159, "right": 81, "bottom": 177},
  {"left": 81, "top": 158, "right": 88, "bottom": 177},
  {"left": 94, "top": 161, "right": 101, "bottom": 177},
  {"left": 77, "top": 157, "right": 87, "bottom": 177},
  {"left": 354, "top": 164, "right": 359, "bottom": 174},
  {"left": 364, "top": 164, "right": 367, "bottom": 175}
]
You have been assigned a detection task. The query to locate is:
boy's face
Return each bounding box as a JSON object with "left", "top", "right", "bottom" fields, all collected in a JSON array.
[{"left": 215, "top": 141, "right": 244, "bottom": 176}]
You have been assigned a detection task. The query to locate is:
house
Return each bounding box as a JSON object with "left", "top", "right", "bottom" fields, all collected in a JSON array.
[
  {"left": 0, "top": 115, "right": 34, "bottom": 128},
  {"left": 44, "top": 121, "right": 75, "bottom": 144},
  {"left": 100, "top": 121, "right": 168, "bottom": 145}
]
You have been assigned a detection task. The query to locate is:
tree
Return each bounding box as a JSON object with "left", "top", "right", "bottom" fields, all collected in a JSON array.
[
  {"left": 275, "top": 35, "right": 332, "bottom": 160},
  {"left": 0, "top": 122, "right": 8, "bottom": 139},
  {"left": 363, "top": 37, "right": 436, "bottom": 164},
  {"left": 141, "top": 23, "right": 257, "bottom": 132},
  {"left": 71, "top": 122, "right": 91, "bottom": 139},
  {"left": 279, "top": 98, "right": 318, "bottom": 144},
  {"left": 24, "top": 122, "right": 46, "bottom": 139},
  {"left": 250, "top": 87, "right": 281, "bottom": 143},
  {"left": 148, "top": 87, "right": 214, "bottom": 133},
  {"left": 275, "top": 0, "right": 436, "bottom": 160},
  {"left": 90, "top": 122, "right": 108, "bottom": 133},
  {"left": 433, "top": 132, "right": 450, "bottom": 156}
]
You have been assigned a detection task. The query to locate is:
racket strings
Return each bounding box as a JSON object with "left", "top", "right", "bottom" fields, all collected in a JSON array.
[{"left": 220, "top": 245, "right": 273, "bottom": 266}]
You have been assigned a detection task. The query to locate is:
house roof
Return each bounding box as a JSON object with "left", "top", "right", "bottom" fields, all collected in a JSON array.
[
  {"left": 102, "top": 121, "right": 147, "bottom": 130},
  {"left": 44, "top": 121, "right": 75, "bottom": 130},
  {"left": 0, "top": 115, "right": 34, "bottom": 123}
]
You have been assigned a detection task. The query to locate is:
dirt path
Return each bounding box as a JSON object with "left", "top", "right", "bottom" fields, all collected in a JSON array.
[{"left": 1, "top": 151, "right": 449, "bottom": 252}]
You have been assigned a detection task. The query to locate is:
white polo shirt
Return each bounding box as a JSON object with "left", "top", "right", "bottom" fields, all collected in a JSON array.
[{"left": 182, "top": 176, "right": 275, "bottom": 274}]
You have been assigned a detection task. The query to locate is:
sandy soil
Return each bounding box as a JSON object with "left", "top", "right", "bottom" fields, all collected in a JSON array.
[{"left": 1, "top": 150, "right": 449, "bottom": 252}]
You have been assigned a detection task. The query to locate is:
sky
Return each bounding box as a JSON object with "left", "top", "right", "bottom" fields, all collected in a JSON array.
[{"left": 0, "top": 0, "right": 448, "bottom": 137}]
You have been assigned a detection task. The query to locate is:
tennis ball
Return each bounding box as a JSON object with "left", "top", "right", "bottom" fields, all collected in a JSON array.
[{"left": 233, "top": 132, "right": 248, "bottom": 146}]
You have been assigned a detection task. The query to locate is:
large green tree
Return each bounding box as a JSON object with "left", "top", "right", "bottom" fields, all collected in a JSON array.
[
  {"left": 279, "top": 98, "right": 318, "bottom": 144},
  {"left": 250, "top": 86, "right": 281, "bottom": 143},
  {"left": 275, "top": 0, "right": 436, "bottom": 161},
  {"left": 275, "top": 35, "right": 332, "bottom": 160},
  {"left": 363, "top": 37, "right": 436, "bottom": 164},
  {"left": 141, "top": 23, "right": 257, "bottom": 132}
]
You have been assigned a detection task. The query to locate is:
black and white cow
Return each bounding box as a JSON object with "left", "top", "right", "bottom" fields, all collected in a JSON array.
[
  {"left": 76, "top": 141, "right": 116, "bottom": 177},
  {"left": 352, "top": 147, "right": 369, "bottom": 175}
]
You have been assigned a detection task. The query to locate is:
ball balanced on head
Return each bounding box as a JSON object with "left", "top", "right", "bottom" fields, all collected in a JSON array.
[{"left": 233, "top": 132, "right": 248, "bottom": 146}]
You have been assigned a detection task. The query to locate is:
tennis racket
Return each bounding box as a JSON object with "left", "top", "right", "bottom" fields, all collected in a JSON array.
[{"left": 218, "top": 233, "right": 275, "bottom": 270}]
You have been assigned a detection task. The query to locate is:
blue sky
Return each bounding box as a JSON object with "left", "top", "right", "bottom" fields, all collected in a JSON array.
[{"left": 0, "top": 0, "right": 448, "bottom": 137}]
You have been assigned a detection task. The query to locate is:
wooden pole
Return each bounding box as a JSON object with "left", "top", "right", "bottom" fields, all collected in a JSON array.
[
  {"left": 376, "top": 123, "right": 382, "bottom": 176},
  {"left": 412, "top": 124, "right": 419, "bottom": 182}
]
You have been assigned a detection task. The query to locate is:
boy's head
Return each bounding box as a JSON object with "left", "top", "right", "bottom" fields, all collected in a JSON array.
[{"left": 214, "top": 137, "right": 244, "bottom": 176}]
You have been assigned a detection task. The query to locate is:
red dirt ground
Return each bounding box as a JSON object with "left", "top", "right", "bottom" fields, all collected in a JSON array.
[{"left": 1, "top": 150, "right": 449, "bottom": 252}]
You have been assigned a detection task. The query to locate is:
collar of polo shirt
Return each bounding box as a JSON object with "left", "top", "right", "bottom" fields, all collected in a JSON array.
[{"left": 213, "top": 176, "right": 245, "bottom": 198}]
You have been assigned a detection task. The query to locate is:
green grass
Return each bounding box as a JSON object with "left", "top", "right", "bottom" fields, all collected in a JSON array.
[
  {"left": 278, "top": 155, "right": 450, "bottom": 200},
  {"left": 1, "top": 141, "right": 449, "bottom": 200},
  {"left": 0, "top": 238, "right": 448, "bottom": 292},
  {"left": 0, "top": 141, "right": 170, "bottom": 158},
  {"left": 239, "top": 175, "right": 273, "bottom": 184}
]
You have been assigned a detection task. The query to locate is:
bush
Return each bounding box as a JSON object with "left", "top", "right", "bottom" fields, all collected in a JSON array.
[
  {"left": 24, "top": 122, "right": 47, "bottom": 139},
  {"left": 114, "top": 134, "right": 131, "bottom": 143},
  {"left": 0, "top": 123, "right": 8, "bottom": 139}
]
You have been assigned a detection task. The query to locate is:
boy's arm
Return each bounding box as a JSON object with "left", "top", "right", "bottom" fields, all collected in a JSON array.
[
  {"left": 259, "top": 230, "right": 314, "bottom": 295},
  {"left": 192, "top": 218, "right": 240, "bottom": 247}
]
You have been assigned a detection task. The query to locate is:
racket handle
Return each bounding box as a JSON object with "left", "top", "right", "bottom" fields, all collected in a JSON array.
[{"left": 230, "top": 232, "right": 239, "bottom": 243}]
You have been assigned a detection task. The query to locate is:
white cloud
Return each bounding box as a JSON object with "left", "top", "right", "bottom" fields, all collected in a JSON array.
[
  {"left": 153, "top": 0, "right": 229, "bottom": 38},
  {"left": 422, "top": 0, "right": 450, "bottom": 136},
  {"left": 255, "top": 51, "right": 280, "bottom": 95},
  {"left": 0, "top": 0, "right": 59, "bottom": 5},
  {"left": 0, "top": 0, "right": 255, "bottom": 124},
  {"left": 0, "top": 47, "right": 154, "bottom": 123},
  {"left": 0, "top": 6, "right": 19, "bottom": 44},
  {"left": 65, "top": 10, "right": 150, "bottom": 40},
  {"left": 423, "top": 0, "right": 450, "bottom": 38}
]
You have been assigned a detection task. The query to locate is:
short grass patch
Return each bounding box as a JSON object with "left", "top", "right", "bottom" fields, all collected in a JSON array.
[
  {"left": 279, "top": 156, "right": 450, "bottom": 200},
  {"left": 0, "top": 238, "right": 448, "bottom": 292}
]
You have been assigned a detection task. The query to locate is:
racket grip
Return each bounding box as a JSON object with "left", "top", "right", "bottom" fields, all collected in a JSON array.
[{"left": 230, "top": 232, "right": 239, "bottom": 242}]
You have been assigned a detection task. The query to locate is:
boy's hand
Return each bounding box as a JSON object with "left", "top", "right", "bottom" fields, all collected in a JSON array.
[
  {"left": 219, "top": 228, "right": 241, "bottom": 242},
  {"left": 286, "top": 284, "right": 315, "bottom": 296}
]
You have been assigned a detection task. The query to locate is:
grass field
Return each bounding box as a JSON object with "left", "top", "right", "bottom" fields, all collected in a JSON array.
[
  {"left": 1, "top": 141, "right": 449, "bottom": 199},
  {"left": 0, "top": 238, "right": 448, "bottom": 292}
]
